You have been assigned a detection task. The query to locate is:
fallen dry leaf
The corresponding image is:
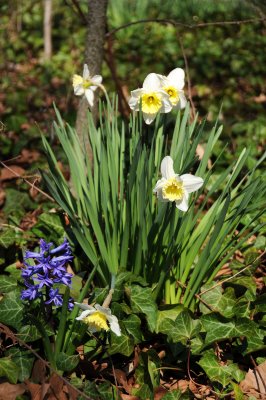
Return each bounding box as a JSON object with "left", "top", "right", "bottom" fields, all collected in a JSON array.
[
  {"left": 240, "top": 360, "right": 266, "bottom": 398},
  {"left": 0, "top": 382, "right": 25, "bottom": 400},
  {"left": 0, "top": 165, "right": 25, "bottom": 181},
  {"left": 24, "top": 380, "right": 50, "bottom": 400}
]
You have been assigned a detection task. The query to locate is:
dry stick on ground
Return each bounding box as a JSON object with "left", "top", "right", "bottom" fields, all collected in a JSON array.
[
  {"left": 250, "top": 355, "right": 266, "bottom": 393},
  {"left": 0, "top": 160, "right": 55, "bottom": 203},
  {"left": 0, "top": 324, "right": 94, "bottom": 400}
]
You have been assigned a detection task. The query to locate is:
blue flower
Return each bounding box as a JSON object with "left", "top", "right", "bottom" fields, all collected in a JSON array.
[
  {"left": 21, "top": 238, "right": 74, "bottom": 309},
  {"left": 45, "top": 288, "right": 63, "bottom": 307}
]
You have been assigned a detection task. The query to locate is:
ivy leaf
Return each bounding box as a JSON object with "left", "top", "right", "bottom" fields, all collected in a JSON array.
[
  {"left": 162, "top": 389, "right": 188, "bottom": 399},
  {"left": 156, "top": 304, "right": 184, "bottom": 332},
  {"left": 201, "top": 314, "right": 265, "bottom": 353},
  {"left": 6, "top": 348, "right": 34, "bottom": 382},
  {"left": 198, "top": 350, "right": 245, "bottom": 387},
  {"left": 0, "top": 290, "right": 24, "bottom": 329},
  {"left": 200, "top": 285, "right": 236, "bottom": 318},
  {"left": 0, "top": 357, "right": 19, "bottom": 384},
  {"left": 18, "top": 323, "right": 54, "bottom": 342},
  {"left": 0, "top": 229, "right": 18, "bottom": 248},
  {"left": 158, "top": 310, "right": 201, "bottom": 344},
  {"left": 37, "top": 212, "right": 65, "bottom": 238},
  {"left": 123, "top": 314, "right": 142, "bottom": 343},
  {"left": 0, "top": 275, "right": 17, "bottom": 293},
  {"left": 128, "top": 285, "right": 158, "bottom": 331},
  {"left": 109, "top": 332, "right": 134, "bottom": 357},
  {"left": 56, "top": 352, "right": 79, "bottom": 371}
]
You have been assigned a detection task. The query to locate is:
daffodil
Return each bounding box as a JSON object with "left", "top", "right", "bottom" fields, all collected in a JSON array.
[
  {"left": 153, "top": 156, "right": 203, "bottom": 211},
  {"left": 128, "top": 73, "right": 172, "bottom": 124},
  {"left": 72, "top": 64, "right": 103, "bottom": 108},
  {"left": 158, "top": 68, "right": 187, "bottom": 109},
  {"left": 75, "top": 302, "right": 121, "bottom": 336}
]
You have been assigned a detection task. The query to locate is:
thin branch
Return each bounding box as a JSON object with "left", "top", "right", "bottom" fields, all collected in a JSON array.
[
  {"left": 106, "top": 17, "right": 266, "bottom": 37},
  {"left": 177, "top": 35, "right": 196, "bottom": 120},
  {"left": 64, "top": 0, "right": 87, "bottom": 25},
  {"left": 0, "top": 160, "right": 55, "bottom": 203},
  {"left": 199, "top": 251, "right": 265, "bottom": 296}
]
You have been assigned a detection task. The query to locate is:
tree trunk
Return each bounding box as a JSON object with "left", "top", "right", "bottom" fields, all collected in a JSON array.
[
  {"left": 75, "top": 0, "right": 108, "bottom": 163},
  {"left": 43, "top": 0, "right": 52, "bottom": 60}
]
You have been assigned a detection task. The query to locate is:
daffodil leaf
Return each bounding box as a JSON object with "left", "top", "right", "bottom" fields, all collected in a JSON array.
[
  {"left": 0, "top": 275, "right": 17, "bottom": 293},
  {"left": 128, "top": 285, "right": 158, "bottom": 331},
  {"left": 109, "top": 332, "right": 134, "bottom": 357},
  {"left": 0, "top": 357, "right": 19, "bottom": 384},
  {"left": 56, "top": 352, "right": 79, "bottom": 371},
  {"left": 0, "top": 290, "right": 24, "bottom": 329}
]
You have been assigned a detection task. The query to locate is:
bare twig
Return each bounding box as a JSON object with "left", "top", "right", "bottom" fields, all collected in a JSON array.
[
  {"left": 199, "top": 251, "right": 265, "bottom": 296},
  {"left": 177, "top": 36, "right": 196, "bottom": 120},
  {"left": 106, "top": 17, "right": 266, "bottom": 37},
  {"left": 0, "top": 160, "right": 55, "bottom": 203}
]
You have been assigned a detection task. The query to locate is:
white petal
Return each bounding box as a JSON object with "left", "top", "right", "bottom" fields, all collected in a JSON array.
[
  {"left": 91, "top": 75, "right": 102, "bottom": 85},
  {"left": 76, "top": 310, "right": 93, "bottom": 320},
  {"left": 95, "top": 304, "right": 112, "bottom": 316},
  {"left": 179, "top": 91, "right": 187, "bottom": 109},
  {"left": 85, "top": 89, "right": 94, "bottom": 107},
  {"left": 160, "top": 96, "right": 173, "bottom": 113},
  {"left": 175, "top": 191, "right": 189, "bottom": 211},
  {"left": 143, "top": 112, "right": 157, "bottom": 125},
  {"left": 107, "top": 315, "right": 121, "bottom": 336},
  {"left": 153, "top": 177, "right": 167, "bottom": 193},
  {"left": 74, "top": 84, "right": 84, "bottom": 96},
  {"left": 75, "top": 302, "right": 95, "bottom": 311},
  {"left": 161, "top": 156, "right": 175, "bottom": 179},
  {"left": 143, "top": 73, "right": 161, "bottom": 91},
  {"left": 83, "top": 64, "right": 90, "bottom": 79},
  {"left": 180, "top": 174, "right": 204, "bottom": 193},
  {"left": 167, "top": 68, "right": 185, "bottom": 89},
  {"left": 128, "top": 90, "right": 142, "bottom": 110}
]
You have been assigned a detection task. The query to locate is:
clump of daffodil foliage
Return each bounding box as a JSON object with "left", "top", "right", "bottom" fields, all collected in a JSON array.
[{"left": 3, "top": 62, "right": 262, "bottom": 398}]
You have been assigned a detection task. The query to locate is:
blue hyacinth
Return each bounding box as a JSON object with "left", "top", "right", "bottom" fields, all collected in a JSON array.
[{"left": 21, "top": 238, "right": 74, "bottom": 309}]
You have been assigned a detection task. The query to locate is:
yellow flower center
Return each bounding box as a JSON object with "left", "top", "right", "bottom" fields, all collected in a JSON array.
[
  {"left": 84, "top": 311, "right": 109, "bottom": 332},
  {"left": 162, "top": 177, "right": 184, "bottom": 201},
  {"left": 164, "top": 86, "right": 179, "bottom": 106},
  {"left": 82, "top": 79, "right": 92, "bottom": 89},
  {"left": 141, "top": 92, "right": 162, "bottom": 114}
]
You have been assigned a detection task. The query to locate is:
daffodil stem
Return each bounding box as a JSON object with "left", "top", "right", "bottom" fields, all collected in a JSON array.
[
  {"left": 62, "top": 262, "right": 98, "bottom": 354},
  {"left": 102, "top": 274, "right": 116, "bottom": 308}
]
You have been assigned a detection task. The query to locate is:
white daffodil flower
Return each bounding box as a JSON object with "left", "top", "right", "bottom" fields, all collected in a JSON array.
[
  {"left": 158, "top": 68, "right": 187, "bottom": 109},
  {"left": 153, "top": 156, "right": 203, "bottom": 212},
  {"left": 75, "top": 302, "right": 121, "bottom": 336},
  {"left": 72, "top": 64, "right": 103, "bottom": 108},
  {"left": 128, "top": 73, "right": 172, "bottom": 125}
]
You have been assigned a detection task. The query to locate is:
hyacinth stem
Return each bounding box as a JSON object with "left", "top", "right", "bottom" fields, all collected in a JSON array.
[
  {"left": 62, "top": 262, "right": 98, "bottom": 354},
  {"left": 55, "top": 287, "right": 70, "bottom": 357},
  {"left": 29, "top": 314, "right": 56, "bottom": 369}
]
